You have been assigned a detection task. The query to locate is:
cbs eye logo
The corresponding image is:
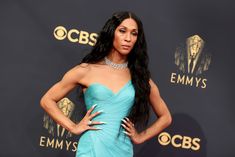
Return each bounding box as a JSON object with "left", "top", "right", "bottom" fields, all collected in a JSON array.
[
  {"left": 158, "top": 132, "right": 171, "bottom": 146},
  {"left": 53, "top": 26, "right": 98, "bottom": 46},
  {"left": 158, "top": 132, "right": 201, "bottom": 151}
]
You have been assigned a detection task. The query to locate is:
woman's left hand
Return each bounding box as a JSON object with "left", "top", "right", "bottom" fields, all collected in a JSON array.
[{"left": 121, "top": 117, "right": 144, "bottom": 144}]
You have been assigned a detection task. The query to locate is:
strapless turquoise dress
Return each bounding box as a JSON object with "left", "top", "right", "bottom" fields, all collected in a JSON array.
[{"left": 75, "top": 80, "right": 135, "bottom": 157}]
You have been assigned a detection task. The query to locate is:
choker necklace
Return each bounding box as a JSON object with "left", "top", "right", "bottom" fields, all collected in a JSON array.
[{"left": 104, "top": 57, "right": 128, "bottom": 69}]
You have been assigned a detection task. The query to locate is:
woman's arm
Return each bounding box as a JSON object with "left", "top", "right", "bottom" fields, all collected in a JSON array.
[
  {"left": 139, "top": 78, "right": 172, "bottom": 143},
  {"left": 40, "top": 64, "right": 87, "bottom": 133},
  {"left": 41, "top": 63, "right": 116, "bottom": 135},
  {"left": 121, "top": 78, "right": 172, "bottom": 144}
]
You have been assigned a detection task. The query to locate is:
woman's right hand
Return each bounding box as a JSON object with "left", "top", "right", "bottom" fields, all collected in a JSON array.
[{"left": 70, "top": 104, "right": 105, "bottom": 135}]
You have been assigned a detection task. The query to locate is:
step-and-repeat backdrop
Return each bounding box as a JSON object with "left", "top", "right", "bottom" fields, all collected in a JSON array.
[{"left": 1, "top": 0, "right": 234, "bottom": 157}]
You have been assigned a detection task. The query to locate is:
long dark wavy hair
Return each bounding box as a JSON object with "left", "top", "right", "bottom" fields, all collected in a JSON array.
[{"left": 79, "top": 11, "right": 151, "bottom": 128}]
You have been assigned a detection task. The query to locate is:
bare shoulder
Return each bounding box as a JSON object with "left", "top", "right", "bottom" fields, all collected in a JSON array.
[
  {"left": 149, "top": 78, "right": 160, "bottom": 96},
  {"left": 61, "top": 63, "right": 92, "bottom": 84},
  {"left": 149, "top": 78, "right": 157, "bottom": 88}
]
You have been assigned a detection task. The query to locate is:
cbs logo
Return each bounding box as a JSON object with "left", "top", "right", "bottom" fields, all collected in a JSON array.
[
  {"left": 53, "top": 26, "right": 98, "bottom": 46},
  {"left": 158, "top": 132, "right": 200, "bottom": 151}
]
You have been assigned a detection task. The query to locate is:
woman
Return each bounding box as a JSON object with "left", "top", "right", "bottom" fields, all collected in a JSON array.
[{"left": 40, "top": 11, "right": 172, "bottom": 157}]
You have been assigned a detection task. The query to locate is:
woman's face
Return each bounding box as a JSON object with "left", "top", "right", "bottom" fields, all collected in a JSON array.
[{"left": 112, "top": 18, "right": 138, "bottom": 55}]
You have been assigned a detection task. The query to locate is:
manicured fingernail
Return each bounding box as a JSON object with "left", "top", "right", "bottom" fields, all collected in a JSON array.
[
  {"left": 92, "top": 104, "right": 98, "bottom": 108},
  {"left": 121, "top": 119, "right": 127, "bottom": 123},
  {"left": 100, "top": 121, "right": 107, "bottom": 124},
  {"left": 121, "top": 124, "right": 126, "bottom": 127},
  {"left": 98, "top": 110, "right": 104, "bottom": 113},
  {"left": 125, "top": 117, "right": 129, "bottom": 121},
  {"left": 123, "top": 131, "right": 128, "bottom": 134},
  {"left": 96, "top": 127, "right": 102, "bottom": 130}
]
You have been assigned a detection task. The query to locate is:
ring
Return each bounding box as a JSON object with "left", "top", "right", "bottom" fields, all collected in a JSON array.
[{"left": 88, "top": 120, "right": 92, "bottom": 125}]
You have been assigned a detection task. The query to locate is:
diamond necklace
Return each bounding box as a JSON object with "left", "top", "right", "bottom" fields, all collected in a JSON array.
[{"left": 104, "top": 57, "right": 128, "bottom": 69}]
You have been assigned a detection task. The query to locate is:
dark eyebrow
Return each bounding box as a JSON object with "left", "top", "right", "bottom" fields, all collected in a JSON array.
[{"left": 118, "top": 25, "right": 138, "bottom": 32}]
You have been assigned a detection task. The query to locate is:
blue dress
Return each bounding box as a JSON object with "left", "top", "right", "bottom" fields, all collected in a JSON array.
[{"left": 76, "top": 80, "right": 135, "bottom": 157}]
